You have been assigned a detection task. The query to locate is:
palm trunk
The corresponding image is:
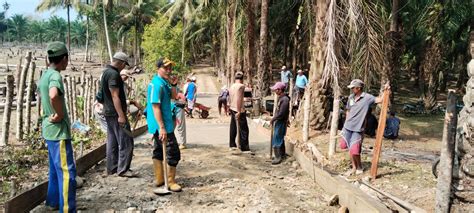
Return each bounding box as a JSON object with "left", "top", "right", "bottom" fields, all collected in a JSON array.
[
  {"left": 103, "top": 6, "right": 113, "bottom": 63},
  {"left": 384, "top": 0, "right": 401, "bottom": 101},
  {"left": 84, "top": 14, "right": 90, "bottom": 62},
  {"left": 181, "top": 19, "right": 187, "bottom": 65},
  {"left": 67, "top": 4, "right": 71, "bottom": 52},
  {"left": 256, "top": 0, "right": 270, "bottom": 100},
  {"left": 226, "top": 1, "right": 236, "bottom": 86},
  {"left": 244, "top": 0, "right": 257, "bottom": 86}
]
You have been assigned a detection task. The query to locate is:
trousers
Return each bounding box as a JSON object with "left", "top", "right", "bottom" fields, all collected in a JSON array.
[
  {"left": 46, "top": 139, "right": 76, "bottom": 213},
  {"left": 105, "top": 116, "right": 134, "bottom": 175}
]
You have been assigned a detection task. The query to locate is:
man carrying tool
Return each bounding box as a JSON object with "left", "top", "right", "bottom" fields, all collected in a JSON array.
[
  {"left": 340, "top": 79, "right": 389, "bottom": 176},
  {"left": 146, "top": 58, "right": 182, "bottom": 193},
  {"left": 270, "top": 82, "right": 290, "bottom": 165},
  {"left": 101, "top": 52, "right": 137, "bottom": 177},
  {"left": 39, "top": 41, "right": 76, "bottom": 212},
  {"left": 228, "top": 72, "right": 250, "bottom": 152}
]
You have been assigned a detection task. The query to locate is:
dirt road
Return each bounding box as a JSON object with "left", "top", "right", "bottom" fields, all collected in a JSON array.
[{"left": 33, "top": 65, "right": 334, "bottom": 212}]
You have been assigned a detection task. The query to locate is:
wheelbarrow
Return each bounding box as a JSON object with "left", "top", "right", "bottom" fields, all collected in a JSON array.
[{"left": 185, "top": 102, "right": 211, "bottom": 119}]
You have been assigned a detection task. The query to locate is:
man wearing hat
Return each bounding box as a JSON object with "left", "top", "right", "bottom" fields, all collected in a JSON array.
[
  {"left": 341, "top": 79, "right": 389, "bottom": 176},
  {"left": 146, "top": 58, "right": 183, "bottom": 192},
  {"left": 280, "top": 65, "right": 292, "bottom": 90},
  {"left": 185, "top": 76, "right": 197, "bottom": 118},
  {"left": 294, "top": 69, "right": 308, "bottom": 101},
  {"left": 228, "top": 71, "right": 250, "bottom": 152},
  {"left": 100, "top": 52, "right": 137, "bottom": 177},
  {"left": 39, "top": 41, "right": 76, "bottom": 212},
  {"left": 270, "top": 82, "right": 290, "bottom": 165}
]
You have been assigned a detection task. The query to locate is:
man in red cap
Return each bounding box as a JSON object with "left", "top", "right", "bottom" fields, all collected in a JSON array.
[{"left": 270, "top": 82, "right": 290, "bottom": 164}]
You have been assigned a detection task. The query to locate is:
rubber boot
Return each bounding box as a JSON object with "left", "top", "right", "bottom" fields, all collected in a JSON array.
[
  {"left": 153, "top": 159, "right": 164, "bottom": 187},
  {"left": 272, "top": 147, "right": 282, "bottom": 165},
  {"left": 168, "top": 166, "right": 182, "bottom": 192},
  {"left": 280, "top": 144, "right": 286, "bottom": 159}
]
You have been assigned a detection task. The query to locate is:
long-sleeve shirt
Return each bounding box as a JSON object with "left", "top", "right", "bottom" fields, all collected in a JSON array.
[{"left": 272, "top": 95, "right": 290, "bottom": 123}]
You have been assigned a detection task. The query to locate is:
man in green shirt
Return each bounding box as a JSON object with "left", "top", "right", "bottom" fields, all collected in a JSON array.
[{"left": 38, "top": 42, "right": 76, "bottom": 213}]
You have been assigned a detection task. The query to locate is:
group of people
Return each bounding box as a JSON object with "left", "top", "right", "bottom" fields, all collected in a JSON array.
[{"left": 39, "top": 41, "right": 395, "bottom": 212}]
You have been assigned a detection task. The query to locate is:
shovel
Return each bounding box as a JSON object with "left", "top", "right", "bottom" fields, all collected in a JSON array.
[
  {"left": 154, "top": 137, "right": 172, "bottom": 195},
  {"left": 122, "top": 110, "right": 142, "bottom": 137},
  {"left": 270, "top": 121, "right": 274, "bottom": 160},
  {"left": 232, "top": 113, "right": 242, "bottom": 155}
]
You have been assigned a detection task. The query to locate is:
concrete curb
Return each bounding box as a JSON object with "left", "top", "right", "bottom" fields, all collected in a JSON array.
[{"left": 249, "top": 119, "right": 391, "bottom": 213}]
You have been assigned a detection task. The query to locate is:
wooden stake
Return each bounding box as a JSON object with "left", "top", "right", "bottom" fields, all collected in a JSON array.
[
  {"left": 1, "top": 75, "right": 15, "bottom": 146},
  {"left": 370, "top": 89, "right": 390, "bottom": 180},
  {"left": 71, "top": 76, "right": 78, "bottom": 122},
  {"left": 435, "top": 90, "right": 457, "bottom": 213},
  {"left": 15, "top": 52, "right": 32, "bottom": 140},
  {"left": 328, "top": 87, "right": 340, "bottom": 157},
  {"left": 37, "top": 69, "right": 43, "bottom": 129},
  {"left": 14, "top": 56, "right": 22, "bottom": 93},
  {"left": 63, "top": 77, "right": 70, "bottom": 117},
  {"left": 25, "top": 61, "right": 36, "bottom": 135}
]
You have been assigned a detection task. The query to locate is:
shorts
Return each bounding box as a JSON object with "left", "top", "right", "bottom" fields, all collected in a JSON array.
[{"left": 339, "top": 128, "right": 362, "bottom": 156}]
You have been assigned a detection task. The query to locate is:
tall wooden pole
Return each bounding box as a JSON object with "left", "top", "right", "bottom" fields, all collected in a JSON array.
[
  {"left": 16, "top": 52, "right": 32, "bottom": 140},
  {"left": 370, "top": 89, "right": 390, "bottom": 180},
  {"left": 435, "top": 90, "right": 457, "bottom": 213},
  {"left": 71, "top": 76, "right": 78, "bottom": 122},
  {"left": 25, "top": 61, "right": 36, "bottom": 135},
  {"left": 1, "top": 75, "right": 15, "bottom": 146}
]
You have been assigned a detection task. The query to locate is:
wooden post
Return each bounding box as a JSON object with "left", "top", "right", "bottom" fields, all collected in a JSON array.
[
  {"left": 328, "top": 87, "right": 340, "bottom": 157},
  {"left": 1, "top": 75, "right": 15, "bottom": 146},
  {"left": 25, "top": 61, "right": 36, "bottom": 135},
  {"left": 63, "top": 77, "right": 70, "bottom": 117},
  {"left": 37, "top": 70, "right": 43, "bottom": 129},
  {"left": 84, "top": 75, "right": 91, "bottom": 124},
  {"left": 370, "top": 89, "right": 390, "bottom": 180},
  {"left": 14, "top": 56, "right": 22, "bottom": 93},
  {"left": 16, "top": 52, "right": 32, "bottom": 140},
  {"left": 71, "top": 76, "right": 78, "bottom": 122},
  {"left": 435, "top": 90, "right": 457, "bottom": 213},
  {"left": 288, "top": 77, "right": 294, "bottom": 120}
]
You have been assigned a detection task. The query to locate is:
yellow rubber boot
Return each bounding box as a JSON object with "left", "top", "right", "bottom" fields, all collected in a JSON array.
[
  {"left": 152, "top": 159, "right": 164, "bottom": 187},
  {"left": 168, "top": 166, "right": 182, "bottom": 192}
]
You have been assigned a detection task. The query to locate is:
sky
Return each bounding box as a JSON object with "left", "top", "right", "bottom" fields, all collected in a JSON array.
[{"left": 5, "top": 0, "right": 79, "bottom": 20}]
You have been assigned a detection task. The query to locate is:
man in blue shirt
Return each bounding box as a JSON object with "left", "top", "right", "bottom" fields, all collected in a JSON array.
[
  {"left": 185, "top": 76, "right": 197, "bottom": 118},
  {"left": 294, "top": 69, "right": 308, "bottom": 101},
  {"left": 280, "top": 66, "right": 292, "bottom": 90},
  {"left": 146, "top": 58, "right": 182, "bottom": 193}
]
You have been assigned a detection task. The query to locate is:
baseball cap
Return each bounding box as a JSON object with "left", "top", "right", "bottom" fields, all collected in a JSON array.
[
  {"left": 281, "top": 66, "right": 287, "bottom": 70},
  {"left": 235, "top": 71, "right": 244, "bottom": 79},
  {"left": 113, "top": 52, "right": 130, "bottom": 66},
  {"left": 156, "top": 58, "right": 176, "bottom": 68},
  {"left": 271, "top": 82, "right": 286, "bottom": 90},
  {"left": 46, "top": 41, "right": 68, "bottom": 57},
  {"left": 347, "top": 79, "right": 364, "bottom": 88}
]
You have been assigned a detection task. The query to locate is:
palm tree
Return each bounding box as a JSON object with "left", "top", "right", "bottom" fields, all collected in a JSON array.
[
  {"left": 117, "top": 0, "right": 160, "bottom": 65},
  {"left": 7, "top": 14, "right": 28, "bottom": 42},
  {"left": 255, "top": 0, "right": 270, "bottom": 99},
  {"left": 45, "top": 15, "right": 67, "bottom": 42},
  {"left": 29, "top": 20, "right": 47, "bottom": 44},
  {"left": 70, "top": 19, "right": 87, "bottom": 46},
  {"left": 37, "top": 0, "right": 73, "bottom": 51}
]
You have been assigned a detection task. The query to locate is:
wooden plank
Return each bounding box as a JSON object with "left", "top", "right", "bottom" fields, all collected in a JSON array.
[
  {"left": 75, "top": 144, "right": 106, "bottom": 176},
  {"left": 370, "top": 89, "right": 390, "bottom": 180}
]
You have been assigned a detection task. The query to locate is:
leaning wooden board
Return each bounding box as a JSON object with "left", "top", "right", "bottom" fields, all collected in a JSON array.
[
  {"left": 370, "top": 89, "right": 390, "bottom": 180},
  {"left": 3, "top": 124, "right": 148, "bottom": 213}
]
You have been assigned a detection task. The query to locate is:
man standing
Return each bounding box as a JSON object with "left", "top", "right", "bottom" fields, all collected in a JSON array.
[
  {"left": 280, "top": 66, "right": 292, "bottom": 89},
  {"left": 340, "top": 79, "right": 388, "bottom": 176},
  {"left": 101, "top": 52, "right": 136, "bottom": 177},
  {"left": 228, "top": 72, "right": 250, "bottom": 152},
  {"left": 39, "top": 42, "right": 76, "bottom": 212},
  {"left": 294, "top": 69, "right": 308, "bottom": 101},
  {"left": 146, "top": 58, "right": 182, "bottom": 192},
  {"left": 174, "top": 92, "right": 187, "bottom": 150},
  {"left": 270, "top": 82, "right": 290, "bottom": 165},
  {"left": 185, "top": 76, "right": 197, "bottom": 118},
  {"left": 218, "top": 85, "right": 229, "bottom": 116}
]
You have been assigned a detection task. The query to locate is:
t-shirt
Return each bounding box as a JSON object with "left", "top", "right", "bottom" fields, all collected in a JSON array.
[
  {"left": 38, "top": 68, "right": 71, "bottom": 140},
  {"left": 186, "top": 82, "right": 196, "bottom": 100},
  {"left": 384, "top": 117, "right": 400, "bottom": 138},
  {"left": 146, "top": 74, "right": 174, "bottom": 134},
  {"left": 272, "top": 95, "right": 290, "bottom": 123},
  {"left": 295, "top": 75, "right": 308, "bottom": 89},
  {"left": 281, "top": 70, "right": 292, "bottom": 83},
  {"left": 100, "top": 65, "right": 127, "bottom": 117},
  {"left": 229, "top": 83, "right": 245, "bottom": 113},
  {"left": 343, "top": 92, "right": 376, "bottom": 132},
  {"left": 219, "top": 89, "right": 229, "bottom": 101}
]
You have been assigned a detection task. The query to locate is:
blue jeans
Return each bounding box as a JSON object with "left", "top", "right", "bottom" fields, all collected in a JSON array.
[
  {"left": 272, "top": 120, "right": 287, "bottom": 148},
  {"left": 46, "top": 139, "right": 77, "bottom": 213}
]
